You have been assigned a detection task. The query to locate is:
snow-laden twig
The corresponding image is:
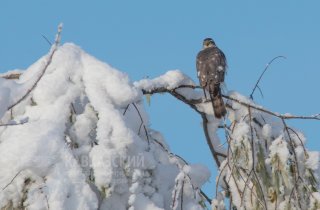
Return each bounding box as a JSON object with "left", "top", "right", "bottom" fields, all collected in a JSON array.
[
  {"left": 287, "top": 127, "right": 308, "bottom": 156},
  {"left": 222, "top": 123, "right": 266, "bottom": 208},
  {"left": 180, "top": 179, "right": 185, "bottom": 210},
  {"left": 1, "top": 73, "right": 22, "bottom": 80},
  {"left": 171, "top": 172, "right": 186, "bottom": 210},
  {"left": 2, "top": 170, "right": 23, "bottom": 191},
  {"left": 7, "top": 24, "right": 63, "bottom": 111},
  {"left": 281, "top": 118, "right": 302, "bottom": 208},
  {"left": 0, "top": 118, "right": 28, "bottom": 127},
  {"left": 223, "top": 94, "right": 320, "bottom": 121},
  {"left": 152, "top": 138, "right": 211, "bottom": 204}
]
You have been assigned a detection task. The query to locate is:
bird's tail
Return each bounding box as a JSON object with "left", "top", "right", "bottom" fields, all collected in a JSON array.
[{"left": 209, "top": 85, "right": 226, "bottom": 119}]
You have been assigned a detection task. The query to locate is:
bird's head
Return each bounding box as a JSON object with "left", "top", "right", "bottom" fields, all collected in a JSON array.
[{"left": 203, "top": 38, "right": 215, "bottom": 49}]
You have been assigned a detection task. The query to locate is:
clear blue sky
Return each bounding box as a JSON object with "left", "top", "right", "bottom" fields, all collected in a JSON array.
[{"left": 1, "top": 0, "right": 320, "bottom": 199}]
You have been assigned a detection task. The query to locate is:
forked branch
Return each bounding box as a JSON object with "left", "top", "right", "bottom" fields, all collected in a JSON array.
[{"left": 250, "top": 56, "right": 286, "bottom": 100}]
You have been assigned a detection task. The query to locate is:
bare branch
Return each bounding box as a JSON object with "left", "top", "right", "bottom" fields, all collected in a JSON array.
[
  {"left": 122, "top": 104, "right": 130, "bottom": 115},
  {"left": 131, "top": 102, "right": 150, "bottom": 145},
  {"left": 250, "top": 56, "right": 286, "bottom": 100},
  {"left": 256, "top": 85, "right": 264, "bottom": 98},
  {"left": 123, "top": 103, "right": 150, "bottom": 146},
  {"left": 200, "top": 190, "right": 211, "bottom": 204},
  {"left": 287, "top": 127, "right": 308, "bottom": 156},
  {"left": 41, "top": 34, "right": 52, "bottom": 46}
]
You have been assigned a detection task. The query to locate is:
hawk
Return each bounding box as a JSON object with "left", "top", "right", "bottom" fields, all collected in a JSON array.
[{"left": 196, "top": 38, "right": 227, "bottom": 118}]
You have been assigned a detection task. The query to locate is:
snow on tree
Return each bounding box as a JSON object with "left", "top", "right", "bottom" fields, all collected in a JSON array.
[
  {"left": 138, "top": 74, "right": 320, "bottom": 210},
  {"left": 0, "top": 27, "right": 319, "bottom": 210},
  {"left": 0, "top": 28, "right": 209, "bottom": 210}
]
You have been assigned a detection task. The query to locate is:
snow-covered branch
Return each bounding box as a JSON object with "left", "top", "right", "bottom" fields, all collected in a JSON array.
[
  {"left": 136, "top": 70, "right": 320, "bottom": 210},
  {"left": 0, "top": 118, "right": 28, "bottom": 127},
  {"left": 0, "top": 43, "right": 215, "bottom": 209},
  {"left": 7, "top": 24, "right": 63, "bottom": 111},
  {"left": 0, "top": 33, "right": 319, "bottom": 209},
  {"left": 136, "top": 71, "right": 227, "bottom": 168},
  {"left": 222, "top": 94, "right": 320, "bottom": 121},
  {"left": 0, "top": 72, "right": 22, "bottom": 80},
  {"left": 140, "top": 83, "right": 320, "bottom": 121}
]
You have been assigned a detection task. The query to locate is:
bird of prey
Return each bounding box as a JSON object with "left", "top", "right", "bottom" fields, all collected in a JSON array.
[{"left": 196, "top": 38, "right": 227, "bottom": 118}]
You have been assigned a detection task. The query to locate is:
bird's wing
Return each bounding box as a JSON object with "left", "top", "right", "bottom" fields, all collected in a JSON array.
[
  {"left": 197, "top": 47, "right": 227, "bottom": 87},
  {"left": 196, "top": 50, "right": 208, "bottom": 87},
  {"left": 216, "top": 49, "right": 227, "bottom": 83}
]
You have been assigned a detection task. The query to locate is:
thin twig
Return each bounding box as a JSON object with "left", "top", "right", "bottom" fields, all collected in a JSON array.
[
  {"left": 39, "top": 180, "right": 50, "bottom": 210},
  {"left": 122, "top": 104, "right": 130, "bottom": 115},
  {"left": 2, "top": 170, "right": 23, "bottom": 191},
  {"left": 70, "top": 103, "right": 76, "bottom": 115},
  {"left": 256, "top": 85, "right": 264, "bottom": 99},
  {"left": 281, "top": 119, "right": 300, "bottom": 178},
  {"left": 287, "top": 127, "right": 308, "bottom": 157},
  {"left": 201, "top": 113, "right": 226, "bottom": 167},
  {"left": 215, "top": 161, "right": 228, "bottom": 198},
  {"left": 131, "top": 103, "right": 150, "bottom": 145},
  {"left": 240, "top": 169, "right": 253, "bottom": 207},
  {"left": 41, "top": 34, "right": 52, "bottom": 46},
  {"left": 152, "top": 138, "right": 211, "bottom": 204},
  {"left": 281, "top": 118, "right": 302, "bottom": 209},
  {"left": 250, "top": 56, "right": 286, "bottom": 100},
  {"left": 224, "top": 130, "right": 243, "bottom": 202}
]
